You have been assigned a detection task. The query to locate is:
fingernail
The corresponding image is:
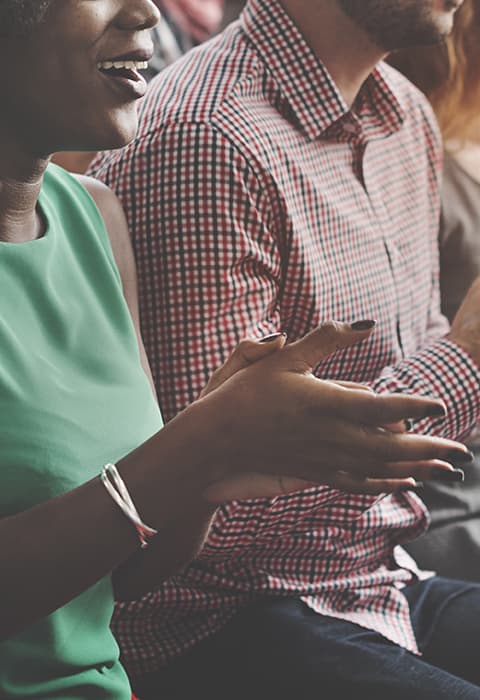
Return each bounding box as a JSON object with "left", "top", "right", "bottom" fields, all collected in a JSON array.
[
  {"left": 431, "top": 467, "right": 465, "bottom": 483},
  {"left": 350, "top": 320, "right": 377, "bottom": 331},
  {"left": 447, "top": 449, "right": 474, "bottom": 464},
  {"left": 404, "top": 419, "right": 414, "bottom": 432},
  {"left": 260, "top": 332, "right": 287, "bottom": 343},
  {"left": 424, "top": 404, "right": 447, "bottom": 418}
]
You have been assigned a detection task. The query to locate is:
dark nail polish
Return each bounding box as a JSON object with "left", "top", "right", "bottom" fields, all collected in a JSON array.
[
  {"left": 350, "top": 320, "right": 377, "bottom": 331},
  {"left": 260, "top": 332, "right": 287, "bottom": 343},
  {"left": 424, "top": 404, "right": 447, "bottom": 418},
  {"left": 404, "top": 419, "right": 414, "bottom": 432},
  {"left": 431, "top": 468, "right": 465, "bottom": 483},
  {"left": 447, "top": 449, "right": 474, "bottom": 464}
]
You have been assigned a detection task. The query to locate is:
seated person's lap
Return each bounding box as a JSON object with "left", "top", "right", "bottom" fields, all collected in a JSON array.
[{"left": 135, "top": 578, "right": 480, "bottom": 700}]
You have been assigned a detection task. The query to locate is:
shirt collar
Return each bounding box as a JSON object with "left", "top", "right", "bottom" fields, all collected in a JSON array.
[{"left": 240, "top": 0, "right": 406, "bottom": 141}]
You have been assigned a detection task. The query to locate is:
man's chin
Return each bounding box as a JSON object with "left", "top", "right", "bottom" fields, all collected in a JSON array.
[{"left": 382, "top": 19, "right": 453, "bottom": 51}]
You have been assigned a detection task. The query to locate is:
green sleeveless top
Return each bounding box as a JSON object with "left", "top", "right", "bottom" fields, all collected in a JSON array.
[{"left": 0, "top": 164, "right": 163, "bottom": 699}]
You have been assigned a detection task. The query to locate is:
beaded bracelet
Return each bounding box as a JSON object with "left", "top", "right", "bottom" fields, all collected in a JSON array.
[{"left": 100, "top": 463, "right": 158, "bottom": 549}]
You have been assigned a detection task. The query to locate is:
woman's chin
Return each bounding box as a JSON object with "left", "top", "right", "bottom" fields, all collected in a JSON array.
[
  {"left": 82, "top": 112, "right": 139, "bottom": 152},
  {"left": 96, "top": 123, "right": 138, "bottom": 151}
]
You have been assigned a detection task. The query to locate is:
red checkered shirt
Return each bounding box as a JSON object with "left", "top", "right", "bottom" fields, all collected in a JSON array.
[{"left": 90, "top": 0, "right": 480, "bottom": 678}]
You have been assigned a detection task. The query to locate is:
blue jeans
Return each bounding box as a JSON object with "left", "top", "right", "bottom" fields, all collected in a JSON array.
[{"left": 134, "top": 577, "right": 480, "bottom": 700}]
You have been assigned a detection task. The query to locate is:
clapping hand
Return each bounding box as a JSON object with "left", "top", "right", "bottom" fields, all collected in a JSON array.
[{"left": 198, "top": 321, "right": 471, "bottom": 502}]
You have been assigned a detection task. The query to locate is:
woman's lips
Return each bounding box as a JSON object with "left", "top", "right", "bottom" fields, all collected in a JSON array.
[{"left": 97, "top": 59, "right": 149, "bottom": 100}]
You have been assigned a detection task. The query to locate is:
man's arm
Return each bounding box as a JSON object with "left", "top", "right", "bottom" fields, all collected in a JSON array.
[
  {"left": 91, "top": 123, "right": 286, "bottom": 421},
  {"left": 368, "top": 122, "right": 480, "bottom": 444}
]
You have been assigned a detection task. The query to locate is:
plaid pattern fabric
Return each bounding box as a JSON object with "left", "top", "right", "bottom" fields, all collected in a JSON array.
[{"left": 90, "top": 0, "right": 480, "bottom": 678}]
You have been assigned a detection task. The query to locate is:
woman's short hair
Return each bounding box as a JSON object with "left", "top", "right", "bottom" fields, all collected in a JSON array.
[
  {"left": 388, "top": 0, "right": 480, "bottom": 143},
  {"left": 0, "top": 0, "right": 53, "bottom": 35}
]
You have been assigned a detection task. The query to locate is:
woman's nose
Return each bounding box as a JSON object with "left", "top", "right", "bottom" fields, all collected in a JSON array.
[{"left": 118, "top": 0, "right": 161, "bottom": 31}]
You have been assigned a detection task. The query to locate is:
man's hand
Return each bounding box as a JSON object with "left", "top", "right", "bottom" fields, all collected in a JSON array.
[
  {"left": 449, "top": 276, "right": 480, "bottom": 364},
  {"left": 196, "top": 321, "right": 471, "bottom": 503}
]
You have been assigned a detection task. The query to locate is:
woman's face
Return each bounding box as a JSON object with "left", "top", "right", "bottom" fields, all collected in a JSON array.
[{"left": 0, "top": 0, "right": 160, "bottom": 156}]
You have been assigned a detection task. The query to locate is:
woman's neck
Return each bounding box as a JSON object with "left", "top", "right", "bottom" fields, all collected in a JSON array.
[{"left": 0, "top": 135, "right": 50, "bottom": 243}]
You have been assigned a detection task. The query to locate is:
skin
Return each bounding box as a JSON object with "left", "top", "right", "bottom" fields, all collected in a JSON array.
[
  {"left": 0, "top": 0, "right": 473, "bottom": 642},
  {"left": 336, "top": 0, "right": 464, "bottom": 50},
  {"left": 280, "top": 0, "right": 464, "bottom": 105}
]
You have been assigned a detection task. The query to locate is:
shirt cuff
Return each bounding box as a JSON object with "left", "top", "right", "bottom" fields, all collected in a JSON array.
[{"left": 374, "top": 338, "right": 480, "bottom": 440}]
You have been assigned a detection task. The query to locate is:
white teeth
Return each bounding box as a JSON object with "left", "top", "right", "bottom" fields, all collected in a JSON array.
[{"left": 97, "top": 60, "right": 149, "bottom": 71}]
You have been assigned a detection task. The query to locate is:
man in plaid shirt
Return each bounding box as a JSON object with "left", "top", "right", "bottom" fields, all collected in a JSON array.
[{"left": 90, "top": 0, "right": 480, "bottom": 697}]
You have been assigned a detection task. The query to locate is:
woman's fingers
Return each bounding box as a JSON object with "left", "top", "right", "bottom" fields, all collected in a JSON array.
[
  {"left": 330, "top": 472, "right": 419, "bottom": 496},
  {"left": 331, "top": 382, "right": 408, "bottom": 433},
  {"left": 204, "top": 444, "right": 467, "bottom": 504},
  {"left": 203, "top": 473, "right": 314, "bottom": 503},
  {"left": 350, "top": 392, "right": 447, "bottom": 425},
  {"left": 204, "top": 469, "right": 423, "bottom": 503},
  {"left": 341, "top": 458, "right": 463, "bottom": 482},
  {"left": 332, "top": 380, "right": 375, "bottom": 393},
  {"left": 201, "top": 319, "right": 371, "bottom": 399},
  {"left": 309, "top": 420, "right": 471, "bottom": 467},
  {"left": 302, "top": 378, "right": 448, "bottom": 426},
  {"left": 284, "top": 320, "right": 376, "bottom": 370},
  {"left": 358, "top": 430, "right": 472, "bottom": 465},
  {"left": 200, "top": 333, "right": 286, "bottom": 397},
  {"left": 205, "top": 318, "right": 375, "bottom": 399},
  {"left": 199, "top": 321, "right": 470, "bottom": 501}
]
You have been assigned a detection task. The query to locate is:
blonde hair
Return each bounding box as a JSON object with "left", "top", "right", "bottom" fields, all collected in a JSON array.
[{"left": 389, "top": 0, "right": 480, "bottom": 143}]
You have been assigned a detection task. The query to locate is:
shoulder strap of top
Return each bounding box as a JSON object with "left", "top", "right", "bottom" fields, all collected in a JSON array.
[{"left": 42, "top": 163, "right": 121, "bottom": 284}]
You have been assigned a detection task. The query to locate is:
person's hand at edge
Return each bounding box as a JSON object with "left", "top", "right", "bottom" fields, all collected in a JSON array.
[{"left": 195, "top": 320, "right": 470, "bottom": 502}]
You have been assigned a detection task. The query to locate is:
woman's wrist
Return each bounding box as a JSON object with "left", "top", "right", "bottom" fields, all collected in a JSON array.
[{"left": 117, "top": 400, "right": 222, "bottom": 530}]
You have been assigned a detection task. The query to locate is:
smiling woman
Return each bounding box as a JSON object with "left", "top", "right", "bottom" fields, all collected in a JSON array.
[{"left": 0, "top": 0, "right": 160, "bottom": 155}]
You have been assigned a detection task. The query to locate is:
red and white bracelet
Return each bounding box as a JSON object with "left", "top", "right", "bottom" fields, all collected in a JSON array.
[{"left": 100, "top": 463, "right": 158, "bottom": 549}]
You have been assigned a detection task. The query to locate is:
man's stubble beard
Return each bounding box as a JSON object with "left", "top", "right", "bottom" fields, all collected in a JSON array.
[{"left": 336, "top": 0, "right": 452, "bottom": 51}]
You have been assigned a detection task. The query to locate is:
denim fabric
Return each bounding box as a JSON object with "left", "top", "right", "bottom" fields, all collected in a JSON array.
[{"left": 135, "top": 577, "right": 480, "bottom": 700}]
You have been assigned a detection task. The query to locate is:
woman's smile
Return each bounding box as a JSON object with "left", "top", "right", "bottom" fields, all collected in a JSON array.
[
  {"left": 0, "top": 0, "right": 160, "bottom": 153},
  {"left": 97, "top": 56, "right": 152, "bottom": 100}
]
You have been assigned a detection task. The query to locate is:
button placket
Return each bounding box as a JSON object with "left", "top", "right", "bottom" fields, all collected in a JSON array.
[{"left": 362, "top": 143, "right": 406, "bottom": 358}]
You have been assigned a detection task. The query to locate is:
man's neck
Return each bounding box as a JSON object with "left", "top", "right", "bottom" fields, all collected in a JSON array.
[
  {"left": 279, "top": 0, "right": 386, "bottom": 107},
  {"left": 0, "top": 134, "right": 49, "bottom": 243}
]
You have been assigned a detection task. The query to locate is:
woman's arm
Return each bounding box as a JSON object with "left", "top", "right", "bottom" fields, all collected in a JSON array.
[
  {"left": 77, "top": 175, "right": 157, "bottom": 397},
  {"left": 0, "top": 315, "right": 473, "bottom": 637},
  {"left": 77, "top": 177, "right": 217, "bottom": 597}
]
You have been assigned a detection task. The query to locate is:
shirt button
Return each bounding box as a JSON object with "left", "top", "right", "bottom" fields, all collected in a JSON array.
[{"left": 343, "top": 122, "right": 358, "bottom": 134}]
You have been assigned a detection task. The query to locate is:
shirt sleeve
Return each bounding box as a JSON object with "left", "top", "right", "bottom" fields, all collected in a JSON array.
[
  {"left": 373, "top": 338, "right": 480, "bottom": 441},
  {"left": 372, "top": 116, "right": 480, "bottom": 442},
  {"left": 90, "top": 123, "right": 285, "bottom": 422}
]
